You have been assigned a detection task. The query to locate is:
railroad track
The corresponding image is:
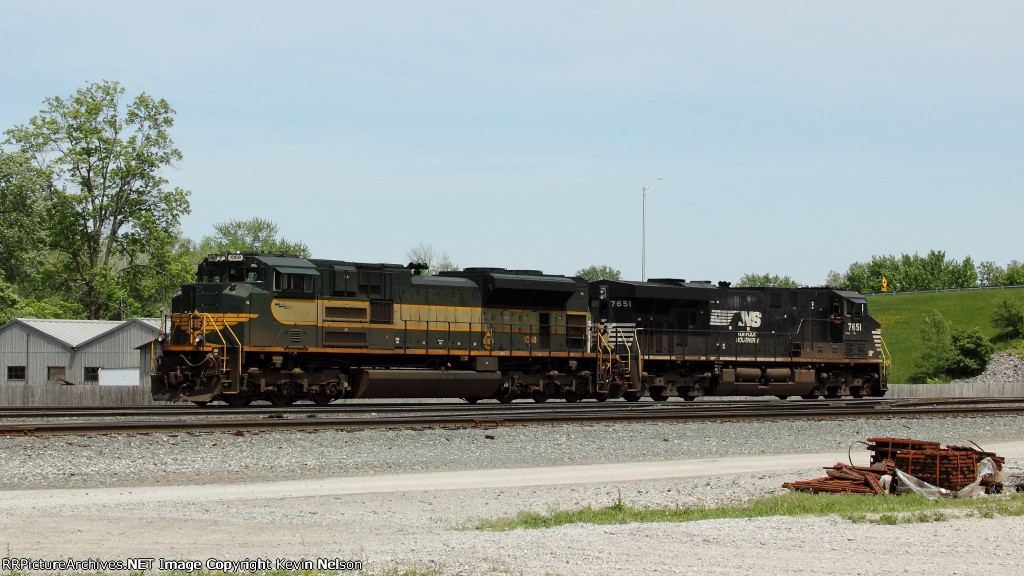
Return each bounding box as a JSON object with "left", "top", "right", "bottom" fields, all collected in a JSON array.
[{"left": 2, "top": 397, "right": 1024, "bottom": 436}]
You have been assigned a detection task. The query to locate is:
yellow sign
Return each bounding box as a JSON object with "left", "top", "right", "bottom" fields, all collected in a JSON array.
[{"left": 881, "top": 277, "right": 888, "bottom": 292}]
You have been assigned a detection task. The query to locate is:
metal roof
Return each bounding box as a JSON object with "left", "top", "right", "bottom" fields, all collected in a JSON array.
[{"left": 1, "top": 318, "right": 161, "bottom": 349}]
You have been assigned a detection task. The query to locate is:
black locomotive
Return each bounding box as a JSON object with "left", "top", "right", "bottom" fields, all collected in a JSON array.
[
  {"left": 591, "top": 278, "right": 888, "bottom": 401},
  {"left": 150, "top": 253, "right": 888, "bottom": 405}
]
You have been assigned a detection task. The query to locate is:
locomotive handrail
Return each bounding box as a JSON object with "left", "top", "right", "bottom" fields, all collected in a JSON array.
[
  {"left": 186, "top": 312, "right": 243, "bottom": 386},
  {"left": 632, "top": 327, "right": 644, "bottom": 387}
]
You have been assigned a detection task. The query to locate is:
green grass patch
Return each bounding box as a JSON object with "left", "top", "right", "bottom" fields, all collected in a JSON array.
[
  {"left": 473, "top": 491, "right": 1024, "bottom": 531},
  {"left": 867, "top": 287, "right": 1024, "bottom": 383}
]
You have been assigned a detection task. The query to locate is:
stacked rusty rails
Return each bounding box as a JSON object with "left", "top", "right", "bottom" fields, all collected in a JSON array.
[
  {"left": 783, "top": 462, "right": 894, "bottom": 495},
  {"left": 866, "top": 437, "right": 1005, "bottom": 492}
]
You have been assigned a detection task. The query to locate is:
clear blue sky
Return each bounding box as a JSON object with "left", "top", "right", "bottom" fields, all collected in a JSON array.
[{"left": 3, "top": 1, "right": 1021, "bottom": 285}]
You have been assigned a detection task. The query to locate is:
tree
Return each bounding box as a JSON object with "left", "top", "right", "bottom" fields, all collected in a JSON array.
[
  {"left": 1004, "top": 261, "right": 1024, "bottom": 286},
  {"left": 991, "top": 298, "right": 1024, "bottom": 340},
  {"left": 4, "top": 80, "right": 191, "bottom": 319},
  {"left": 736, "top": 273, "right": 799, "bottom": 288},
  {"left": 0, "top": 151, "right": 48, "bottom": 285},
  {"left": 118, "top": 229, "right": 199, "bottom": 318},
  {"left": 198, "top": 217, "right": 310, "bottom": 258},
  {"left": 977, "top": 261, "right": 1004, "bottom": 287},
  {"left": 575, "top": 265, "right": 622, "bottom": 282},
  {"left": 406, "top": 243, "right": 457, "bottom": 274},
  {"left": 915, "top": 310, "right": 954, "bottom": 382}
]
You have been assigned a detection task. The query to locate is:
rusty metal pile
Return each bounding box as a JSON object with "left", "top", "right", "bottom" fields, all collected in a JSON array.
[
  {"left": 783, "top": 462, "right": 894, "bottom": 495},
  {"left": 783, "top": 437, "right": 1004, "bottom": 496}
]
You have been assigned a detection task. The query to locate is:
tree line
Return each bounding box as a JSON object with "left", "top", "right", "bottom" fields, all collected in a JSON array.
[{"left": 826, "top": 251, "right": 1022, "bottom": 294}]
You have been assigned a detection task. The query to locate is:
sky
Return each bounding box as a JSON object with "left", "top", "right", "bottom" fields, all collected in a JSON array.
[{"left": 2, "top": 1, "right": 1021, "bottom": 285}]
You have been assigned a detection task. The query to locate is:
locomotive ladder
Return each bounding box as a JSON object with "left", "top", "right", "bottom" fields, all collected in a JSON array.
[
  {"left": 594, "top": 327, "right": 643, "bottom": 391},
  {"left": 187, "top": 312, "right": 244, "bottom": 392}
]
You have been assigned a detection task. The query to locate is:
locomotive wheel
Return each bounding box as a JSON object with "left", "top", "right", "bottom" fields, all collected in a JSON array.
[
  {"left": 682, "top": 394, "right": 697, "bottom": 401},
  {"left": 801, "top": 394, "right": 819, "bottom": 400},
  {"left": 532, "top": 391, "right": 549, "bottom": 403},
  {"left": 623, "top": 391, "right": 641, "bottom": 402},
  {"left": 190, "top": 400, "right": 208, "bottom": 406},
  {"left": 268, "top": 392, "right": 294, "bottom": 406},
  {"left": 311, "top": 391, "right": 334, "bottom": 406},
  {"left": 776, "top": 395, "right": 789, "bottom": 401},
  {"left": 594, "top": 393, "right": 608, "bottom": 402},
  {"left": 650, "top": 389, "right": 668, "bottom": 402},
  {"left": 496, "top": 390, "right": 516, "bottom": 403},
  {"left": 564, "top": 390, "right": 580, "bottom": 403},
  {"left": 464, "top": 397, "right": 480, "bottom": 404},
  {"left": 224, "top": 394, "right": 252, "bottom": 407}
]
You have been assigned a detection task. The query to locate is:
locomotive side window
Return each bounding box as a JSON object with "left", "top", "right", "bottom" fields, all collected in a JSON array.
[{"left": 274, "top": 271, "right": 314, "bottom": 293}]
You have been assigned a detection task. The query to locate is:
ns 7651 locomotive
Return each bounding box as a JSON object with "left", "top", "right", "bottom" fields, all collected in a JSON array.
[{"left": 150, "top": 253, "right": 888, "bottom": 405}]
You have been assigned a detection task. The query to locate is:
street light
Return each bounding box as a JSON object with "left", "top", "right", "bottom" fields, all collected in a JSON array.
[{"left": 642, "top": 177, "right": 662, "bottom": 282}]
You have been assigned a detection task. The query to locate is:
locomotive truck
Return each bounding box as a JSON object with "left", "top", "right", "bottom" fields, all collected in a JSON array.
[{"left": 149, "top": 253, "right": 888, "bottom": 405}]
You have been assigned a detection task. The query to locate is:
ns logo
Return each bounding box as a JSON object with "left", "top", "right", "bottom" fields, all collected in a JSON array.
[{"left": 737, "top": 311, "right": 762, "bottom": 328}]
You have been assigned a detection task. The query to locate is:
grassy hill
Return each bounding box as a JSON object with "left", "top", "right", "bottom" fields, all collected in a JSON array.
[{"left": 866, "top": 287, "right": 1024, "bottom": 383}]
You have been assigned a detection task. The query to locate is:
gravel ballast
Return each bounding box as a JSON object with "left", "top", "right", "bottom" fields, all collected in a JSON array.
[{"left": 1, "top": 415, "right": 1023, "bottom": 575}]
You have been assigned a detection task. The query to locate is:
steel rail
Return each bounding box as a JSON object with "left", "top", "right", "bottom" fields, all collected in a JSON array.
[
  {"left": 3, "top": 398, "right": 1024, "bottom": 436},
  {"left": 1, "top": 396, "right": 1023, "bottom": 420}
]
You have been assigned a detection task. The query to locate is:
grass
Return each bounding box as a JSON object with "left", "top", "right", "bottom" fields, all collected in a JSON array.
[
  {"left": 866, "top": 287, "right": 1024, "bottom": 383},
  {"left": 473, "top": 491, "right": 1024, "bottom": 531}
]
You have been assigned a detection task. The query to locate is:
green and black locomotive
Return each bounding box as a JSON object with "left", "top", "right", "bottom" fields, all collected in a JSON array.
[
  {"left": 150, "top": 253, "right": 888, "bottom": 404},
  {"left": 151, "top": 253, "right": 594, "bottom": 405}
]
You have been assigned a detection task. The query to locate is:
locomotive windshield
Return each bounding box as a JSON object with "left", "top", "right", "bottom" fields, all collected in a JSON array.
[{"left": 196, "top": 254, "right": 268, "bottom": 284}]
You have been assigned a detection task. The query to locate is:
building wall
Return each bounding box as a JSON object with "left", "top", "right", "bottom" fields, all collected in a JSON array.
[
  {"left": 76, "top": 323, "right": 159, "bottom": 386},
  {"left": 0, "top": 321, "right": 159, "bottom": 387},
  {"left": 0, "top": 324, "right": 75, "bottom": 386}
]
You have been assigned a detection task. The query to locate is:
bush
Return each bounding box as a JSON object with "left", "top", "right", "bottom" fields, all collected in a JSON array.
[
  {"left": 945, "top": 327, "right": 995, "bottom": 378},
  {"left": 915, "top": 310, "right": 994, "bottom": 381},
  {"left": 991, "top": 298, "right": 1024, "bottom": 340}
]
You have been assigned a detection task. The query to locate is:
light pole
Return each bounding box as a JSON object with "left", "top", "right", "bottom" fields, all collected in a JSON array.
[{"left": 642, "top": 177, "right": 661, "bottom": 282}]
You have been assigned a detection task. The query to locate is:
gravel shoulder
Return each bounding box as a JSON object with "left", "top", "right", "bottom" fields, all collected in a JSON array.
[{"left": 1, "top": 416, "right": 1023, "bottom": 575}]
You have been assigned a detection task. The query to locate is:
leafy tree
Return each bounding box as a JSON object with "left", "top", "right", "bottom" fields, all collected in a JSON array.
[
  {"left": 0, "top": 278, "right": 85, "bottom": 324},
  {"left": 1004, "top": 261, "right": 1024, "bottom": 286},
  {"left": 824, "top": 270, "right": 843, "bottom": 288},
  {"left": 0, "top": 151, "right": 48, "bottom": 285},
  {"left": 977, "top": 261, "right": 1003, "bottom": 286},
  {"left": 736, "top": 273, "right": 799, "bottom": 288},
  {"left": 198, "top": 217, "right": 310, "bottom": 258},
  {"left": 407, "top": 243, "right": 457, "bottom": 274},
  {"left": 4, "top": 80, "right": 191, "bottom": 319},
  {"left": 118, "top": 229, "right": 199, "bottom": 318},
  {"left": 575, "top": 265, "right": 622, "bottom": 282},
  {"left": 991, "top": 298, "right": 1024, "bottom": 340},
  {"left": 915, "top": 310, "right": 954, "bottom": 381}
]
